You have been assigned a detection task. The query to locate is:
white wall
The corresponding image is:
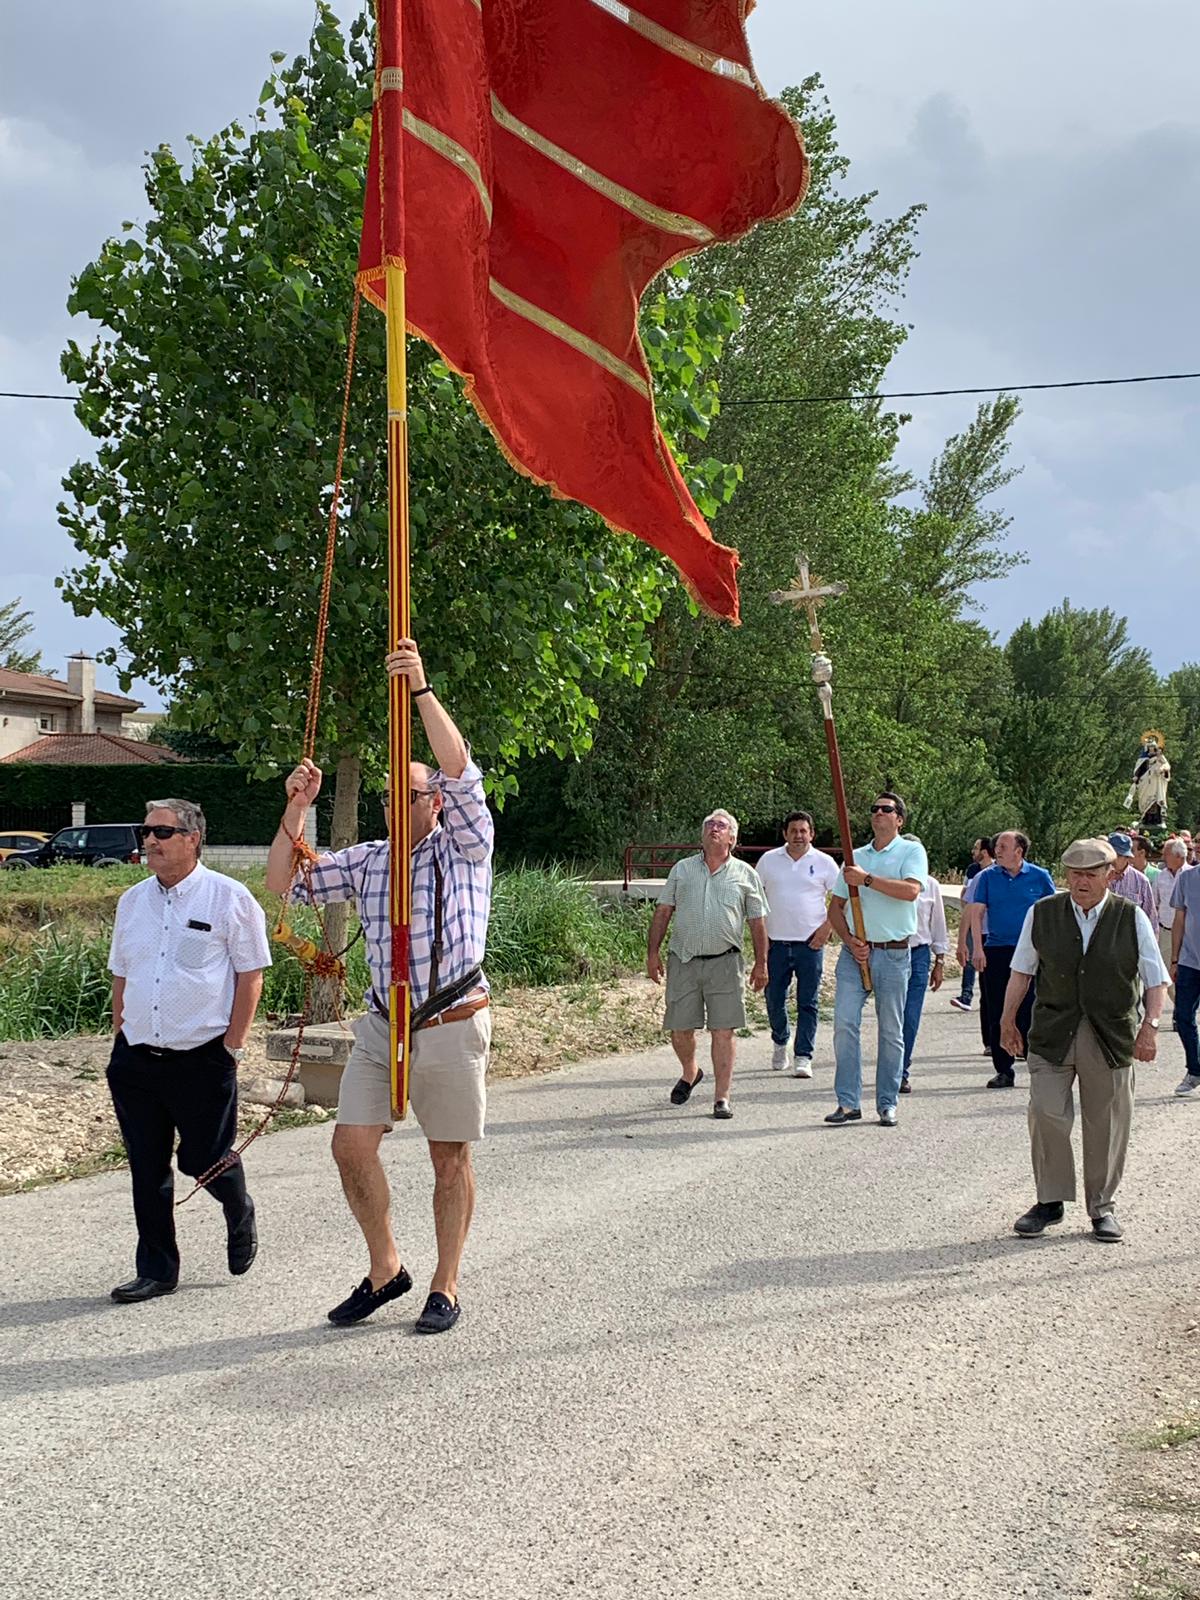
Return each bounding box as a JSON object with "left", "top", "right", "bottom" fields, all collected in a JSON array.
[{"left": 0, "top": 710, "right": 53, "bottom": 758}]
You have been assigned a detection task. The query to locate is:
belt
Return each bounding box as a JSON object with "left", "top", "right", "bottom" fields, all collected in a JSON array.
[
  {"left": 687, "top": 948, "right": 740, "bottom": 961},
  {"left": 414, "top": 994, "right": 490, "bottom": 1032},
  {"left": 867, "top": 939, "right": 909, "bottom": 949}
]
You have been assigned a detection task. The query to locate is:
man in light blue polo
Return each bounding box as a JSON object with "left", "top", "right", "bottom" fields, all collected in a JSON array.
[
  {"left": 964, "top": 830, "right": 1056, "bottom": 1087},
  {"left": 824, "top": 792, "right": 928, "bottom": 1127}
]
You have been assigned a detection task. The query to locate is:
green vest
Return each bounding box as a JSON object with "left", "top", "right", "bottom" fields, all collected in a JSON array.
[{"left": 1027, "top": 893, "right": 1142, "bottom": 1069}]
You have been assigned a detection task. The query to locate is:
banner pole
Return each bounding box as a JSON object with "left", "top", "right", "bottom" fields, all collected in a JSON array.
[{"left": 386, "top": 257, "right": 413, "bottom": 1117}]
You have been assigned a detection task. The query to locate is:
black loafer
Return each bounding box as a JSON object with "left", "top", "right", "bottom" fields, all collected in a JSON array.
[
  {"left": 227, "top": 1197, "right": 258, "bottom": 1276},
  {"left": 1092, "top": 1214, "right": 1123, "bottom": 1243},
  {"left": 987, "top": 1073, "right": 1016, "bottom": 1088},
  {"left": 1013, "top": 1201, "right": 1065, "bottom": 1237},
  {"left": 327, "top": 1267, "right": 413, "bottom": 1325},
  {"left": 669, "top": 1067, "right": 704, "bottom": 1105},
  {"left": 823, "top": 1107, "right": 862, "bottom": 1125},
  {"left": 899, "top": 1079, "right": 912, "bottom": 1094},
  {"left": 414, "top": 1291, "right": 461, "bottom": 1335},
  {"left": 111, "top": 1276, "right": 178, "bottom": 1304},
  {"left": 712, "top": 1100, "right": 733, "bottom": 1120}
]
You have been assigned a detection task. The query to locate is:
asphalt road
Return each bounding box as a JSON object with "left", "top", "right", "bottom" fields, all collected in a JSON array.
[{"left": 1, "top": 1001, "right": 1194, "bottom": 1600}]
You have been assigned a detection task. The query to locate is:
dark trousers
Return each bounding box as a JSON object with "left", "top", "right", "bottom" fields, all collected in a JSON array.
[
  {"left": 1177, "top": 963, "right": 1200, "bottom": 1076},
  {"left": 106, "top": 1031, "right": 249, "bottom": 1284},
  {"left": 765, "top": 939, "right": 824, "bottom": 1058},
  {"left": 981, "top": 944, "right": 1034, "bottom": 1078}
]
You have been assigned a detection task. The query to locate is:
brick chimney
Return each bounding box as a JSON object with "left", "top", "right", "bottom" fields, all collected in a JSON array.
[{"left": 67, "top": 652, "right": 96, "bottom": 733}]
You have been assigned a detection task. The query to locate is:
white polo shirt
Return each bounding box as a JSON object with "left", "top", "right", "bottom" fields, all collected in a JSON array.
[
  {"left": 756, "top": 845, "right": 839, "bottom": 941},
  {"left": 109, "top": 861, "right": 272, "bottom": 1050}
]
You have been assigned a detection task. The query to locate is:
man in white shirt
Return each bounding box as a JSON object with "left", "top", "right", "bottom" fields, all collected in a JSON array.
[
  {"left": 106, "top": 798, "right": 271, "bottom": 1303},
  {"left": 755, "top": 811, "right": 838, "bottom": 1077},
  {"left": 1001, "top": 837, "right": 1167, "bottom": 1243},
  {"left": 1155, "top": 838, "right": 1189, "bottom": 999},
  {"left": 902, "top": 874, "right": 948, "bottom": 1091}
]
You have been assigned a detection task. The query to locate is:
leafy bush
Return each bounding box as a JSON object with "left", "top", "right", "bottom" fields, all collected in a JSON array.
[{"left": 0, "top": 866, "right": 652, "bottom": 1039}]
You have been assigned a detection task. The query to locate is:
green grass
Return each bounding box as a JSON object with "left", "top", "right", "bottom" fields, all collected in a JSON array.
[
  {"left": 0, "top": 863, "right": 652, "bottom": 1040},
  {"left": 1138, "top": 1420, "right": 1200, "bottom": 1452}
]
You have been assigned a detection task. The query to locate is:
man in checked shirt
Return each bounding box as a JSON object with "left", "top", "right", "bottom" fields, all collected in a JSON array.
[{"left": 265, "top": 639, "right": 492, "bottom": 1335}]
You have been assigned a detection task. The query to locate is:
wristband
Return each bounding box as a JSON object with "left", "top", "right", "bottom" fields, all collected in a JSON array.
[{"left": 411, "top": 685, "right": 434, "bottom": 699}]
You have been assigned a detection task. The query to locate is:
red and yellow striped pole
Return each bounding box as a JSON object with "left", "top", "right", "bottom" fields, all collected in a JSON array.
[{"left": 386, "top": 257, "right": 413, "bottom": 1119}]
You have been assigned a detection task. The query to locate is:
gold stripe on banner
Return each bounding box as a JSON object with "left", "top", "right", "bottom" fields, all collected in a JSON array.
[
  {"left": 586, "top": 0, "right": 755, "bottom": 89},
  {"left": 488, "top": 278, "right": 651, "bottom": 399},
  {"left": 402, "top": 109, "right": 493, "bottom": 224},
  {"left": 380, "top": 67, "right": 404, "bottom": 92},
  {"left": 491, "top": 94, "right": 714, "bottom": 243}
]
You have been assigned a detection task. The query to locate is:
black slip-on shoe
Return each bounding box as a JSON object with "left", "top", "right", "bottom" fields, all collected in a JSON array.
[
  {"left": 227, "top": 1197, "right": 258, "bottom": 1276},
  {"left": 987, "top": 1073, "right": 1016, "bottom": 1088},
  {"left": 111, "top": 1276, "right": 178, "bottom": 1304},
  {"left": 1092, "top": 1214, "right": 1123, "bottom": 1243},
  {"left": 414, "top": 1291, "right": 461, "bottom": 1335},
  {"left": 899, "top": 1078, "right": 912, "bottom": 1094},
  {"left": 669, "top": 1067, "right": 704, "bottom": 1106},
  {"left": 1013, "top": 1201, "right": 1065, "bottom": 1237},
  {"left": 823, "top": 1107, "right": 862, "bottom": 1125},
  {"left": 712, "top": 1100, "right": 733, "bottom": 1120},
  {"left": 327, "top": 1267, "right": 413, "bottom": 1325}
]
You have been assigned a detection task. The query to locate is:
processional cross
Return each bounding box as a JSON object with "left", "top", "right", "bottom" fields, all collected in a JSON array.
[{"left": 770, "top": 553, "right": 872, "bottom": 992}]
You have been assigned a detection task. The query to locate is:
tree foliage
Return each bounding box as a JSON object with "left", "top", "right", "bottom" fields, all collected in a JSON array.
[{"left": 0, "top": 599, "right": 41, "bottom": 674}]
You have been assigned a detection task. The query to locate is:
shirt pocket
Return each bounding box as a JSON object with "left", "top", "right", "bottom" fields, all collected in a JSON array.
[{"left": 176, "top": 930, "right": 220, "bottom": 970}]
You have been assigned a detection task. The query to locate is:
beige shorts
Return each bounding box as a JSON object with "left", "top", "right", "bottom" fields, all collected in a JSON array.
[
  {"left": 336, "top": 1006, "right": 490, "bottom": 1141},
  {"left": 663, "top": 949, "right": 746, "bottom": 1033}
]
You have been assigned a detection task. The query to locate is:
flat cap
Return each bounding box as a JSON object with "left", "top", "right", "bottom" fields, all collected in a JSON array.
[{"left": 1062, "top": 837, "right": 1116, "bottom": 870}]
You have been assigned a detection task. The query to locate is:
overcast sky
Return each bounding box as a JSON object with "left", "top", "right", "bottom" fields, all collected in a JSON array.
[{"left": 2, "top": 1, "right": 1196, "bottom": 710}]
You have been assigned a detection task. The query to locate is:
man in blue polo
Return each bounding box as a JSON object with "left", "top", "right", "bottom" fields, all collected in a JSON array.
[
  {"left": 823, "top": 791, "right": 927, "bottom": 1128},
  {"left": 965, "top": 829, "right": 1056, "bottom": 1087}
]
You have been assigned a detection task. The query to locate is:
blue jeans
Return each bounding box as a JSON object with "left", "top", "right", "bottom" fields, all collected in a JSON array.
[
  {"left": 903, "top": 943, "right": 931, "bottom": 1076},
  {"left": 1177, "top": 962, "right": 1200, "bottom": 1076},
  {"left": 765, "top": 939, "right": 824, "bottom": 1057},
  {"left": 833, "top": 944, "right": 911, "bottom": 1114}
]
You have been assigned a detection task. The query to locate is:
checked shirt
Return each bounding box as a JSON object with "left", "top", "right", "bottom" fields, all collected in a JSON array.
[{"left": 290, "top": 762, "right": 493, "bottom": 1011}]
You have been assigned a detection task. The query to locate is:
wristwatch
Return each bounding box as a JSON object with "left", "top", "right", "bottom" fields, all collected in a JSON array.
[
  {"left": 863, "top": 873, "right": 874, "bottom": 888},
  {"left": 1145, "top": 1019, "right": 1160, "bottom": 1031},
  {"left": 227, "top": 1046, "right": 247, "bottom": 1060}
]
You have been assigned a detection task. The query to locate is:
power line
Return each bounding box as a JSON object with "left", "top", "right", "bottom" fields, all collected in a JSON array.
[
  {"left": 723, "top": 370, "right": 1200, "bottom": 406},
  {"left": 3, "top": 368, "right": 1200, "bottom": 407}
]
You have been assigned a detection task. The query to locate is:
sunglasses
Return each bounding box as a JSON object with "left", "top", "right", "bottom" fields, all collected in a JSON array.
[
  {"left": 870, "top": 804, "right": 899, "bottom": 815},
  {"left": 139, "top": 824, "right": 192, "bottom": 841}
]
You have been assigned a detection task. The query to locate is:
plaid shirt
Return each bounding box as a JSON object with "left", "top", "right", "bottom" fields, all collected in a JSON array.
[{"left": 290, "top": 762, "right": 493, "bottom": 1011}]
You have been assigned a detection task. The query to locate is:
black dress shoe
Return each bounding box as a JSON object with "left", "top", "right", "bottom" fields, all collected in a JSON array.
[
  {"left": 987, "top": 1073, "right": 1016, "bottom": 1088},
  {"left": 823, "top": 1107, "right": 862, "bottom": 1125},
  {"left": 227, "top": 1197, "right": 258, "bottom": 1276},
  {"left": 899, "top": 1078, "right": 912, "bottom": 1094},
  {"left": 669, "top": 1068, "right": 704, "bottom": 1105},
  {"left": 1092, "top": 1214, "right": 1123, "bottom": 1243},
  {"left": 414, "top": 1291, "right": 461, "bottom": 1335},
  {"left": 327, "top": 1267, "right": 413, "bottom": 1325},
  {"left": 111, "top": 1276, "right": 178, "bottom": 1304},
  {"left": 1013, "top": 1201, "right": 1065, "bottom": 1237}
]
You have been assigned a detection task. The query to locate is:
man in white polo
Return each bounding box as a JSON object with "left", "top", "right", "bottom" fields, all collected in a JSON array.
[
  {"left": 756, "top": 810, "right": 837, "bottom": 1077},
  {"left": 106, "top": 797, "right": 271, "bottom": 1303}
]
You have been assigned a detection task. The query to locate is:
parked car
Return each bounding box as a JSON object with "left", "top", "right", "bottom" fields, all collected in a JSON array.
[
  {"left": 0, "top": 830, "right": 49, "bottom": 861},
  {"left": 2, "top": 824, "right": 145, "bottom": 870}
]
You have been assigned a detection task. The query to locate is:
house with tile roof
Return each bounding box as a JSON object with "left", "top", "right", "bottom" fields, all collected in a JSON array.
[{"left": 0, "top": 655, "right": 176, "bottom": 764}]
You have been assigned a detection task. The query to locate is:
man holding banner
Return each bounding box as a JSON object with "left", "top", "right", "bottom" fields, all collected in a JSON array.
[{"left": 266, "top": 642, "right": 492, "bottom": 1336}]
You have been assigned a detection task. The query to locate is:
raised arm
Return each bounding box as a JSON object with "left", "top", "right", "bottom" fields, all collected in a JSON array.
[{"left": 386, "top": 639, "right": 468, "bottom": 778}]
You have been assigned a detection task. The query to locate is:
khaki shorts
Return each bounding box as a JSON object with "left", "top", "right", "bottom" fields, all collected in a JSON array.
[
  {"left": 663, "top": 949, "right": 746, "bottom": 1033},
  {"left": 336, "top": 1006, "right": 490, "bottom": 1141}
]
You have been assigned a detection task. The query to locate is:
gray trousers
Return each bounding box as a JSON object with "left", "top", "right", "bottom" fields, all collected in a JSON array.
[{"left": 1027, "top": 1018, "right": 1134, "bottom": 1218}]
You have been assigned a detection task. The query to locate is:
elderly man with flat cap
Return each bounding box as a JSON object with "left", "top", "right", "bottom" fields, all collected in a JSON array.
[{"left": 1000, "top": 837, "right": 1169, "bottom": 1243}]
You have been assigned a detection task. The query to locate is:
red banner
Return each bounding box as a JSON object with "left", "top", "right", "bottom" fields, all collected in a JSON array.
[{"left": 359, "top": 0, "right": 807, "bottom": 621}]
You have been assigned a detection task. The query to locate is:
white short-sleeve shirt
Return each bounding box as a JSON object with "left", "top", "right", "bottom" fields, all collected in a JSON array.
[
  {"left": 109, "top": 861, "right": 272, "bottom": 1049},
  {"left": 756, "top": 846, "right": 839, "bottom": 941}
]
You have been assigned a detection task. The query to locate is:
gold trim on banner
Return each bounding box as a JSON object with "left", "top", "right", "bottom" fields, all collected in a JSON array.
[
  {"left": 380, "top": 67, "right": 404, "bottom": 91},
  {"left": 491, "top": 94, "right": 714, "bottom": 242},
  {"left": 586, "top": 0, "right": 755, "bottom": 89},
  {"left": 488, "top": 278, "right": 651, "bottom": 399},
  {"left": 403, "top": 110, "right": 493, "bottom": 223}
]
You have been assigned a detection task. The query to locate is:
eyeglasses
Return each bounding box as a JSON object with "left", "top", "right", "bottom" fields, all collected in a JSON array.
[
  {"left": 870, "top": 804, "right": 898, "bottom": 815},
  {"left": 139, "top": 825, "right": 192, "bottom": 841},
  {"left": 382, "top": 791, "right": 436, "bottom": 805}
]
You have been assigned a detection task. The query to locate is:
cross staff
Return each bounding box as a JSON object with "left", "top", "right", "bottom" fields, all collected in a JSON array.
[{"left": 770, "top": 553, "right": 872, "bottom": 992}]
